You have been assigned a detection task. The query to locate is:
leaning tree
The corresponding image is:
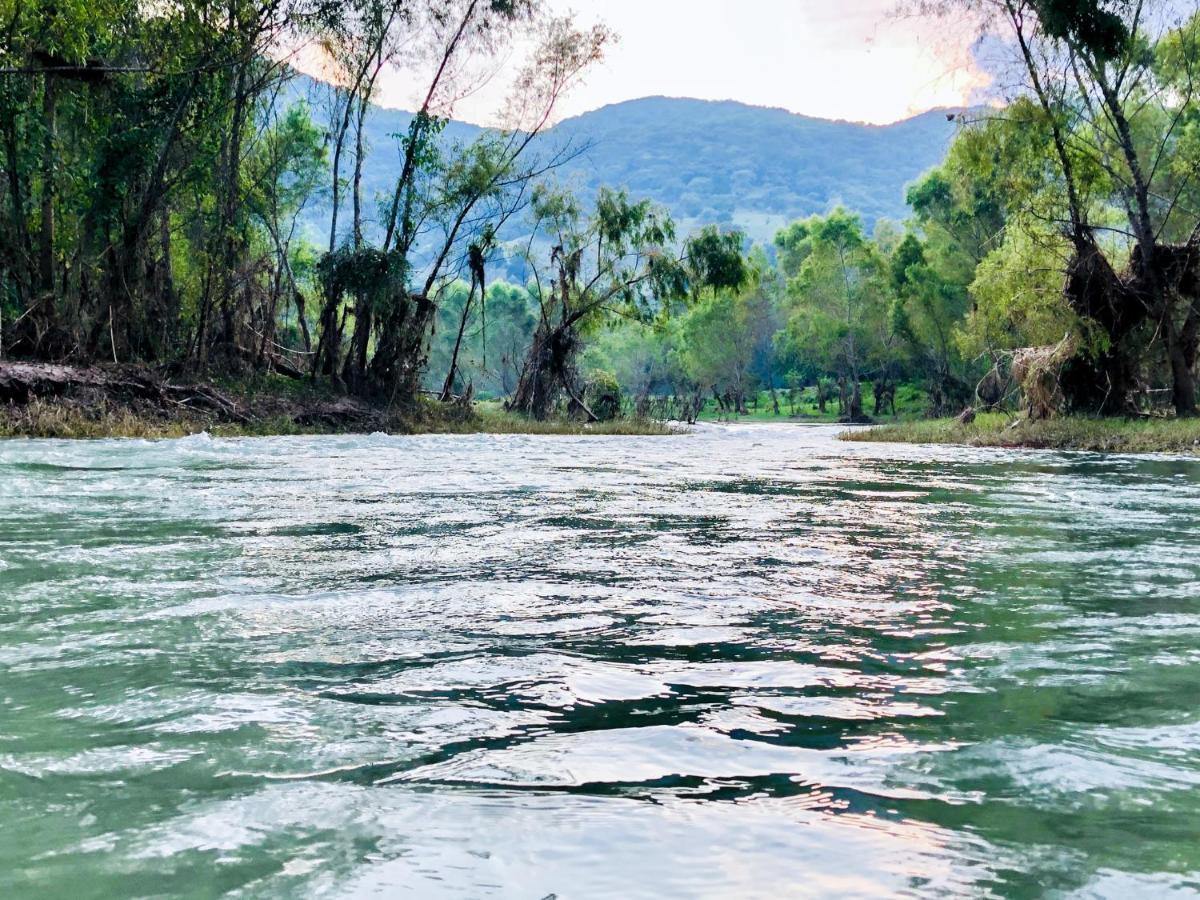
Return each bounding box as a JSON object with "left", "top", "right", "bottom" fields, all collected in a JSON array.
[
  {"left": 508, "top": 188, "right": 747, "bottom": 420},
  {"left": 919, "top": 0, "right": 1200, "bottom": 415}
]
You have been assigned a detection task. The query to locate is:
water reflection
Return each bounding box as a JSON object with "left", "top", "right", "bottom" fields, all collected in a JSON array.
[{"left": 1, "top": 426, "right": 1198, "bottom": 897}]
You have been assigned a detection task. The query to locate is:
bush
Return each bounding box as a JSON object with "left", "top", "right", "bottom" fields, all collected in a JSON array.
[{"left": 584, "top": 369, "right": 623, "bottom": 421}]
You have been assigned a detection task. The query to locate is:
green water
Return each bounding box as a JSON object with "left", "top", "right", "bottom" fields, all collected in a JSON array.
[{"left": 1, "top": 426, "right": 1198, "bottom": 898}]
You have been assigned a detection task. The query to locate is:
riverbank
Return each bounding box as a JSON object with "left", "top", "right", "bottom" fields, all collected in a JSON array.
[
  {"left": 0, "top": 362, "right": 672, "bottom": 438},
  {"left": 842, "top": 411, "right": 1200, "bottom": 455}
]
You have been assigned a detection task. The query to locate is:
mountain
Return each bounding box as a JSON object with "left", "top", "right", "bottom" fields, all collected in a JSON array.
[
  {"left": 292, "top": 78, "right": 959, "bottom": 247},
  {"left": 546, "top": 97, "right": 960, "bottom": 241}
]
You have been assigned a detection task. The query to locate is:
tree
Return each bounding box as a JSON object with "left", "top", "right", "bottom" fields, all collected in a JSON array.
[
  {"left": 776, "top": 209, "right": 893, "bottom": 419},
  {"left": 509, "top": 190, "right": 745, "bottom": 420},
  {"left": 313, "top": 10, "right": 611, "bottom": 401},
  {"left": 677, "top": 248, "right": 782, "bottom": 416},
  {"left": 681, "top": 287, "right": 756, "bottom": 415},
  {"left": 889, "top": 233, "right": 968, "bottom": 413},
  {"left": 245, "top": 102, "right": 328, "bottom": 364},
  {"left": 0, "top": 0, "right": 611, "bottom": 415}
]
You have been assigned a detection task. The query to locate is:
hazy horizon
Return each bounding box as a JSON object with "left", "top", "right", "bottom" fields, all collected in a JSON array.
[{"left": 358, "top": 90, "right": 974, "bottom": 128}]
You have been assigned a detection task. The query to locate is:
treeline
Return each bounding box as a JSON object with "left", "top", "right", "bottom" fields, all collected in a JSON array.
[{"left": 2, "top": 0, "right": 1199, "bottom": 424}]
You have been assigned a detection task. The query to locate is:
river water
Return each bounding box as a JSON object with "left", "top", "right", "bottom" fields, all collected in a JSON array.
[{"left": 1, "top": 425, "right": 1198, "bottom": 898}]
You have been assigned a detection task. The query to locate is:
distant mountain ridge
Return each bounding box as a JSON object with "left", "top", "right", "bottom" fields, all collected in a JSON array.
[
  {"left": 546, "top": 96, "right": 960, "bottom": 240},
  {"left": 293, "top": 77, "right": 961, "bottom": 246}
]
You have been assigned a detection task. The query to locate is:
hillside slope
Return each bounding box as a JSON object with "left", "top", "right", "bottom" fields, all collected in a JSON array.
[
  {"left": 294, "top": 79, "right": 959, "bottom": 245},
  {"left": 547, "top": 97, "right": 959, "bottom": 240}
]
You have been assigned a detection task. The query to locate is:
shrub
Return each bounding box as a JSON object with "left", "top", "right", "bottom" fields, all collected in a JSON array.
[{"left": 584, "top": 369, "right": 623, "bottom": 421}]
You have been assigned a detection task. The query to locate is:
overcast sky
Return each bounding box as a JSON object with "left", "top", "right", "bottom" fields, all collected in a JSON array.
[{"left": 361, "top": 0, "right": 992, "bottom": 126}]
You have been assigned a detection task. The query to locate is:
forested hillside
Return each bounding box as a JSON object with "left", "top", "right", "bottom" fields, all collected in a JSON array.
[
  {"left": 295, "top": 78, "right": 961, "bottom": 245},
  {"left": 547, "top": 98, "right": 960, "bottom": 238}
]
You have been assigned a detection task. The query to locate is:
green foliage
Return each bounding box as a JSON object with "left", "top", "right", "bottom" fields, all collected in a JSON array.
[
  {"left": 317, "top": 246, "right": 403, "bottom": 314},
  {"left": 685, "top": 226, "right": 749, "bottom": 296},
  {"left": 681, "top": 288, "right": 754, "bottom": 397},
  {"left": 1034, "top": 0, "right": 1131, "bottom": 61},
  {"left": 540, "top": 97, "right": 958, "bottom": 242},
  {"left": 246, "top": 104, "right": 328, "bottom": 229},
  {"left": 426, "top": 279, "right": 538, "bottom": 396},
  {"left": 584, "top": 369, "right": 622, "bottom": 421},
  {"left": 580, "top": 319, "right": 677, "bottom": 399},
  {"left": 961, "top": 223, "right": 1079, "bottom": 355},
  {"left": 777, "top": 209, "right": 892, "bottom": 391},
  {"left": 303, "top": 87, "right": 961, "bottom": 246}
]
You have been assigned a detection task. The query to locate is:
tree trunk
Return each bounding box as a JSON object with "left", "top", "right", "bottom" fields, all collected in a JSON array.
[
  {"left": 850, "top": 380, "right": 863, "bottom": 419},
  {"left": 441, "top": 279, "right": 478, "bottom": 401},
  {"left": 509, "top": 318, "right": 580, "bottom": 420},
  {"left": 159, "top": 210, "right": 178, "bottom": 356},
  {"left": 293, "top": 290, "right": 312, "bottom": 354},
  {"left": 368, "top": 291, "right": 435, "bottom": 404},
  {"left": 328, "top": 91, "right": 350, "bottom": 253},
  {"left": 1164, "top": 314, "right": 1198, "bottom": 417},
  {"left": 3, "top": 93, "right": 32, "bottom": 309},
  {"left": 352, "top": 93, "right": 366, "bottom": 249},
  {"left": 342, "top": 298, "right": 372, "bottom": 391},
  {"left": 38, "top": 72, "right": 56, "bottom": 296}
]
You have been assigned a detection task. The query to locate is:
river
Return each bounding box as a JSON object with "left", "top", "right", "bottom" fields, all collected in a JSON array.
[{"left": 2, "top": 425, "right": 1198, "bottom": 898}]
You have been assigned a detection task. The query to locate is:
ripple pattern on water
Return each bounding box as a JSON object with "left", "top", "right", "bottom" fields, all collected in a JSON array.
[{"left": 1, "top": 425, "right": 1199, "bottom": 898}]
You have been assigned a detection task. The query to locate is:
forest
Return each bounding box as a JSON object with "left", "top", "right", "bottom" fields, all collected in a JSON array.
[{"left": 1, "top": 0, "right": 1199, "bottom": 430}]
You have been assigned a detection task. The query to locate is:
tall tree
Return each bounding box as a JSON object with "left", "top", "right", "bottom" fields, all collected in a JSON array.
[{"left": 776, "top": 210, "right": 892, "bottom": 419}]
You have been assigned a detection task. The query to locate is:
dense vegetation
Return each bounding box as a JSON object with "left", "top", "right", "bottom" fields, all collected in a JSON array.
[
  {"left": 575, "top": 0, "right": 1200, "bottom": 425},
  {"left": 1, "top": 0, "right": 1198, "bottom": 431}
]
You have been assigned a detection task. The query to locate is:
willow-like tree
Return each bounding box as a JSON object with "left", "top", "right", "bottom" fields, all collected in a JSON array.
[
  {"left": 311, "top": 9, "right": 611, "bottom": 403},
  {"left": 919, "top": 0, "right": 1200, "bottom": 415},
  {"left": 509, "top": 190, "right": 746, "bottom": 420}
]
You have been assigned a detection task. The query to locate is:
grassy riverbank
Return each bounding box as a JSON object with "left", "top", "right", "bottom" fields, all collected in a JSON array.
[
  {"left": 843, "top": 411, "right": 1200, "bottom": 455},
  {"left": 0, "top": 398, "right": 674, "bottom": 439},
  {"left": 0, "top": 367, "right": 675, "bottom": 439}
]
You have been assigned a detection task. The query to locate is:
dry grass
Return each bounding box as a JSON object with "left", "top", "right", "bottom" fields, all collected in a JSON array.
[
  {"left": 0, "top": 396, "right": 678, "bottom": 439},
  {"left": 842, "top": 411, "right": 1200, "bottom": 455},
  {"left": 0, "top": 400, "right": 204, "bottom": 439},
  {"left": 0, "top": 397, "right": 347, "bottom": 439}
]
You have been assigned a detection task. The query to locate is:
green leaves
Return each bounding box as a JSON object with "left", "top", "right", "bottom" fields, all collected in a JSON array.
[
  {"left": 1033, "top": 0, "right": 1131, "bottom": 61},
  {"left": 247, "top": 102, "right": 328, "bottom": 223},
  {"left": 317, "top": 245, "right": 404, "bottom": 311},
  {"left": 685, "top": 226, "right": 747, "bottom": 296},
  {"left": 774, "top": 209, "right": 892, "bottom": 382}
]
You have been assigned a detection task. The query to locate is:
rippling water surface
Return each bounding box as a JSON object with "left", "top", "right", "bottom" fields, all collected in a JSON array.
[{"left": 2, "top": 425, "right": 1199, "bottom": 898}]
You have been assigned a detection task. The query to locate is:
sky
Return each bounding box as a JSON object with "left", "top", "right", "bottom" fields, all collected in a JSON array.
[{"left": 362, "top": 0, "right": 994, "bottom": 126}]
